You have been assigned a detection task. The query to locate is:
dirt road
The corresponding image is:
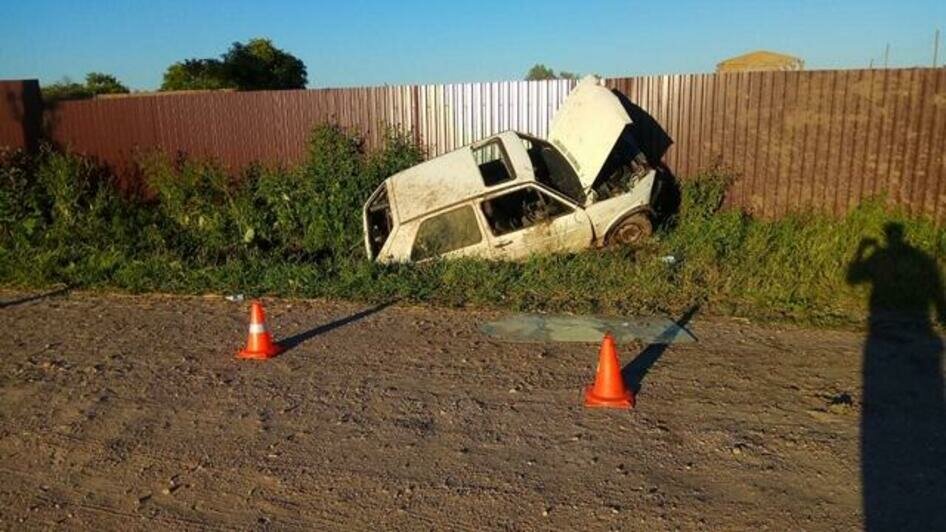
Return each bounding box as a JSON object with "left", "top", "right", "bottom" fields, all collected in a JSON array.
[{"left": 0, "top": 290, "right": 933, "bottom": 529}]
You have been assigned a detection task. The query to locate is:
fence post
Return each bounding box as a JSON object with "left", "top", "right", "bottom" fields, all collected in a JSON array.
[{"left": 0, "top": 79, "right": 43, "bottom": 152}]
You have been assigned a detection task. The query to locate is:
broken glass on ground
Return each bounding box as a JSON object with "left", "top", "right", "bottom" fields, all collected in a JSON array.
[{"left": 479, "top": 313, "right": 696, "bottom": 344}]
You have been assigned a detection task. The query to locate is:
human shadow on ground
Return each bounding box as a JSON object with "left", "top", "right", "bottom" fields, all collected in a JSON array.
[
  {"left": 0, "top": 286, "right": 71, "bottom": 309},
  {"left": 847, "top": 222, "right": 946, "bottom": 531},
  {"left": 279, "top": 300, "right": 397, "bottom": 352},
  {"left": 621, "top": 304, "right": 700, "bottom": 394}
]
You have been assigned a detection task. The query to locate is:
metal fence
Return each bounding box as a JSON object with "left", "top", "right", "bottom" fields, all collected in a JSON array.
[
  {"left": 607, "top": 69, "right": 946, "bottom": 220},
  {"left": 2, "top": 69, "right": 945, "bottom": 221},
  {"left": 41, "top": 79, "right": 577, "bottom": 174}
]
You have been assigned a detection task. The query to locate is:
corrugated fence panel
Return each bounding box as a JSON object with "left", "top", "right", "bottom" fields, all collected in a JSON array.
[
  {"left": 607, "top": 69, "right": 946, "bottom": 221},
  {"left": 406, "top": 79, "right": 575, "bottom": 157},
  {"left": 0, "top": 69, "right": 934, "bottom": 221}
]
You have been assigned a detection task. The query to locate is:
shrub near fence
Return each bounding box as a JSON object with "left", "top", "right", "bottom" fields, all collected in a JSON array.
[{"left": 1, "top": 68, "right": 945, "bottom": 221}]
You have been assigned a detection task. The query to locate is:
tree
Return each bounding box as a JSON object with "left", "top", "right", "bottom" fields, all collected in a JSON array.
[
  {"left": 83, "top": 72, "right": 129, "bottom": 95},
  {"left": 42, "top": 78, "right": 91, "bottom": 102},
  {"left": 525, "top": 64, "right": 580, "bottom": 81},
  {"left": 525, "top": 64, "right": 556, "bottom": 81},
  {"left": 160, "top": 59, "right": 232, "bottom": 91},
  {"left": 221, "top": 38, "right": 307, "bottom": 91},
  {"left": 42, "top": 72, "right": 129, "bottom": 103},
  {"left": 160, "top": 38, "right": 307, "bottom": 92}
]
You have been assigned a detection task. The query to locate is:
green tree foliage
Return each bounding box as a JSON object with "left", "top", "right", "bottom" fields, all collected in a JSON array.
[
  {"left": 160, "top": 38, "right": 307, "bottom": 92},
  {"left": 525, "top": 64, "right": 556, "bottom": 81},
  {"left": 221, "top": 38, "right": 308, "bottom": 91},
  {"left": 42, "top": 72, "right": 129, "bottom": 103},
  {"left": 525, "top": 64, "right": 580, "bottom": 81},
  {"left": 160, "top": 59, "right": 232, "bottom": 91},
  {"left": 41, "top": 79, "right": 91, "bottom": 103},
  {"left": 83, "top": 72, "right": 130, "bottom": 95}
]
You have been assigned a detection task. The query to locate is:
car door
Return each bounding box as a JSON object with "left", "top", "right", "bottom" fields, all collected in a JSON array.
[
  {"left": 478, "top": 184, "right": 594, "bottom": 260},
  {"left": 409, "top": 203, "right": 492, "bottom": 262}
]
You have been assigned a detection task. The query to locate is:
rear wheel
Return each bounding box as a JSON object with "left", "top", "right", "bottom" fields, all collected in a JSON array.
[{"left": 606, "top": 213, "right": 653, "bottom": 246}]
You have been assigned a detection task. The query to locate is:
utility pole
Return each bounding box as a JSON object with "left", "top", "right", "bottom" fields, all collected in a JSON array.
[
  {"left": 935, "top": 29, "right": 941, "bottom": 68},
  {"left": 883, "top": 43, "right": 890, "bottom": 68}
]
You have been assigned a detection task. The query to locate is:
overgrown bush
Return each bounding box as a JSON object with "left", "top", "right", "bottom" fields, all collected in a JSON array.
[
  {"left": 2, "top": 128, "right": 944, "bottom": 327},
  {"left": 129, "top": 124, "right": 424, "bottom": 264},
  {"left": 143, "top": 154, "right": 263, "bottom": 260},
  {"left": 0, "top": 148, "right": 43, "bottom": 245},
  {"left": 0, "top": 147, "right": 155, "bottom": 286},
  {"left": 255, "top": 125, "right": 423, "bottom": 260}
]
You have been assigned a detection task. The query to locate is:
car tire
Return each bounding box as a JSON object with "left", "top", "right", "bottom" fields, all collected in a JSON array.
[{"left": 606, "top": 213, "right": 653, "bottom": 246}]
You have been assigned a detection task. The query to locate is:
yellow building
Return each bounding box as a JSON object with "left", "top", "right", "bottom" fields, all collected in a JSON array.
[{"left": 716, "top": 50, "right": 804, "bottom": 73}]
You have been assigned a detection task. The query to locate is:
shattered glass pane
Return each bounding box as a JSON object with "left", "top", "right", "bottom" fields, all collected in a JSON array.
[{"left": 479, "top": 314, "right": 696, "bottom": 344}]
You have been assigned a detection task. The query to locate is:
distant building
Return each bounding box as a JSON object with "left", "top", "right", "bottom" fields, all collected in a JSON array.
[{"left": 716, "top": 50, "right": 804, "bottom": 73}]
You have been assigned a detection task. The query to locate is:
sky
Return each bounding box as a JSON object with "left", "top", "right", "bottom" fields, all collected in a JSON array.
[{"left": 1, "top": 0, "right": 944, "bottom": 91}]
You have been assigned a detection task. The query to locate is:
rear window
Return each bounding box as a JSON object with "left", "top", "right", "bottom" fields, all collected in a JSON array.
[
  {"left": 410, "top": 205, "right": 483, "bottom": 261},
  {"left": 365, "top": 186, "right": 393, "bottom": 259},
  {"left": 472, "top": 141, "right": 515, "bottom": 186}
]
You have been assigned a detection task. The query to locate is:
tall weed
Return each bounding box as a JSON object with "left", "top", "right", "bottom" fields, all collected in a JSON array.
[{"left": 2, "top": 131, "right": 944, "bottom": 327}]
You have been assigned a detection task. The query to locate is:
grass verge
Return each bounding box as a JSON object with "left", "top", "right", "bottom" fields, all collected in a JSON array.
[{"left": 2, "top": 129, "right": 944, "bottom": 328}]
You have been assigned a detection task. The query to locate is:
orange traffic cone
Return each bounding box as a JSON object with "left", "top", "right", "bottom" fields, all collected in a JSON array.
[
  {"left": 236, "top": 300, "right": 283, "bottom": 360},
  {"left": 584, "top": 333, "right": 635, "bottom": 408}
]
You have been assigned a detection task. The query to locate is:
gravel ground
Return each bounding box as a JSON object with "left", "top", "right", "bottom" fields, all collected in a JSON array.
[{"left": 0, "top": 289, "right": 938, "bottom": 530}]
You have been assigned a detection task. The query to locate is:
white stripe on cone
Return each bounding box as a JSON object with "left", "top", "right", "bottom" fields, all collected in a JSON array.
[{"left": 248, "top": 323, "right": 266, "bottom": 334}]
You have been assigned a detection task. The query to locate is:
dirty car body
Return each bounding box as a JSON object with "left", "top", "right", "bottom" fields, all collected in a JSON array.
[{"left": 364, "top": 76, "right": 659, "bottom": 263}]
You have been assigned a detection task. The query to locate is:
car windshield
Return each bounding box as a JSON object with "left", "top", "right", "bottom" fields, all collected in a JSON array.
[{"left": 518, "top": 134, "right": 584, "bottom": 203}]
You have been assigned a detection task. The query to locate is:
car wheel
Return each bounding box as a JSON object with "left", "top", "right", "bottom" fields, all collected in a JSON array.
[{"left": 606, "top": 213, "right": 653, "bottom": 246}]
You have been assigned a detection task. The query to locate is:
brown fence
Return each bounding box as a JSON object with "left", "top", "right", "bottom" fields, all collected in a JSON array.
[
  {"left": 2, "top": 69, "right": 945, "bottom": 221},
  {"left": 607, "top": 70, "right": 946, "bottom": 220}
]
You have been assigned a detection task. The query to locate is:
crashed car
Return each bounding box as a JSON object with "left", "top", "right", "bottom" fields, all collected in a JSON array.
[{"left": 363, "top": 76, "right": 658, "bottom": 263}]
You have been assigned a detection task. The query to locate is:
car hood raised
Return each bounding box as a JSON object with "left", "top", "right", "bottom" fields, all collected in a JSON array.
[{"left": 548, "top": 76, "right": 632, "bottom": 191}]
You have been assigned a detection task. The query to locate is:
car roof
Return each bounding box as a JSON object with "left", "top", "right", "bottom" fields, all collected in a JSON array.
[{"left": 386, "top": 131, "right": 536, "bottom": 223}]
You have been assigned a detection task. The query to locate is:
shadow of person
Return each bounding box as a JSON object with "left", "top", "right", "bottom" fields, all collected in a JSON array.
[{"left": 847, "top": 222, "right": 946, "bottom": 530}]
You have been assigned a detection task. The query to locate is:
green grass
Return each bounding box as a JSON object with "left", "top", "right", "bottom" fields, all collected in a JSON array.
[{"left": 2, "top": 130, "right": 945, "bottom": 328}]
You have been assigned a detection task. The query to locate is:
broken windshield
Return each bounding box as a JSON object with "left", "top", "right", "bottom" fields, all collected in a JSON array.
[{"left": 518, "top": 134, "right": 585, "bottom": 203}]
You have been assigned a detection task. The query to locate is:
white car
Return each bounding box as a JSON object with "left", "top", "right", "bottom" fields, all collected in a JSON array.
[{"left": 363, "top": 76, "right": 659, "bottom": 263}]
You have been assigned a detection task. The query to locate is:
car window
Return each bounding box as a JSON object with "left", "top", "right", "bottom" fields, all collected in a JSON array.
[
  {"left": 519, "top": 134, "right": 584, "bottom": 203},
  {"left": 410, "top": 205, "right": 483, "bottom": 261},
  {"left": 480, "top": 187, "right": 573, "bottom": 236},
  {"left": 472, "top": 141, "right": 515, "bottom": 186},
  {"left": 365, "top": 185, "right": 393, "bottom": 259}
]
